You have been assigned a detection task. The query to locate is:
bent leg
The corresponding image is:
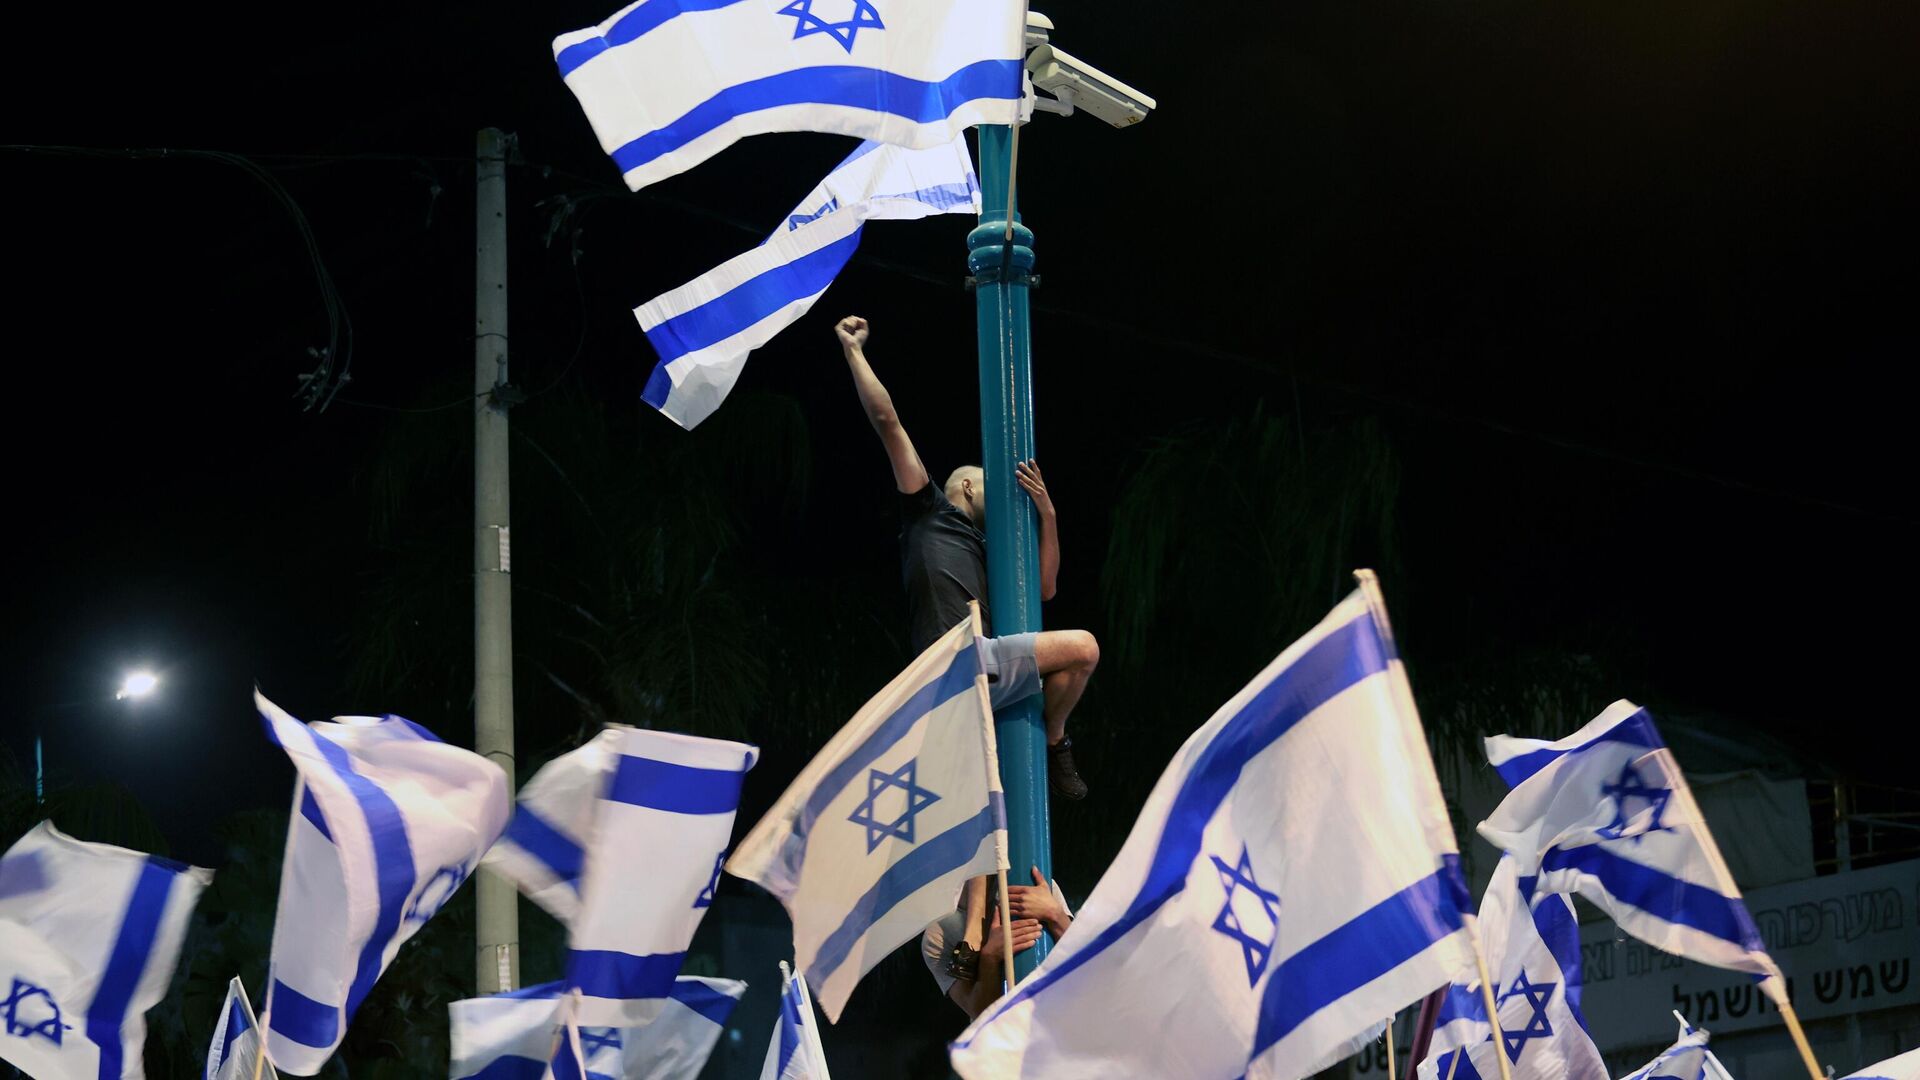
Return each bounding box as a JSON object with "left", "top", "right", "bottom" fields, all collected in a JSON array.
[{"left": 1033, "top": 629, "right": 1099, "bottom": 745}]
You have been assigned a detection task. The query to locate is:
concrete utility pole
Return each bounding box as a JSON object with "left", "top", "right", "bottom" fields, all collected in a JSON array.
[
  {"left": 473, "top": 126, "right": 519, "bottom": 994},
  {"left": 970, "top": 122, "right": 1053, "bottom": 980}
]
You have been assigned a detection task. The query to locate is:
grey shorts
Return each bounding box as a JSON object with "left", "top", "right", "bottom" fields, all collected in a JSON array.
[{"left": 979, "top": 632, "right": 1042, "bottom": 711}]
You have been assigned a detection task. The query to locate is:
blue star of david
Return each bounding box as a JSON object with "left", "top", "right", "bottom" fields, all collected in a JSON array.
[
  {"left": 1495, "top": 971, "right": 1557, "bottom": 1063},
  {"left": 3, "top": 978, "right": 71, "bottom": 1046},
  {"left": 404, "top": 864, "right": 469, "bottom": 924},
  {"left": 778, "top": 0, "right": 884, "bottom": 53},
  {"left": 847, "top": 758, "right": 940, "bottom": 853},
  {"left": 1209, "top": 846, "right": 1281, "bottom": 986},
  {"left": 1597, "top": 760, "right": 1672, "bottom": 841},
  {"left": 693, "top": 851, "right": 724, "bottom": 909},
  {"left": 579, "top": 1027, "right": 623, "bottom": 1057}
]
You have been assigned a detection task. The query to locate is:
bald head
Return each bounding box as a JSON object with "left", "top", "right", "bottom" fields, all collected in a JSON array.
[{"left": 945, "top": 465, "right": 984, "bottom": 527}]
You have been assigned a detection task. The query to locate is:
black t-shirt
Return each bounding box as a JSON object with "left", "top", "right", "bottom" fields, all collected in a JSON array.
[{"left": 899, "top": 482, "right": 990, "bottom": 653}]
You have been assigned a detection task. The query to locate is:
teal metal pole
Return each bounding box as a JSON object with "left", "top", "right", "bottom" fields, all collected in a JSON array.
[{"left": 969, "top": 124, "right": 1051, "bottom": 978}]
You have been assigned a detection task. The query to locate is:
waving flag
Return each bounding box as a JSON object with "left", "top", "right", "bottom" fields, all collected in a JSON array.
[
  {"left": 949, "top": 573, "right": 1476, "bottom": 1080},
  {"left": 449, "top": 978, "right": 745, "bottom": 1080},
  {"left": 759, "top": 963, "right": 831, "bottom": 1080},
  {"left": 1418, "top": 857, "right": 1605, "bottom": 1080},
  {"left": 1477, "top": 701, "right": 1785, "bottom": 1003},
  {"left": 256, "top": 692, "right": 511, "bottom": 1075},
  {"left": 0, "top": 821, "right": 212, "bottom": 1080},
  {"left": 1619, "top": 1020, "right": 1714, "bottom": 1080},
  {"left": 205, "top": 977, "right": 274, "bottom": 1080},
  {"left": 554, "top": 0, "right": 1023, "bottom": 190},
  {"left": 639, "top": 135, "right": 979, "bottom": 430},
  {"left": 1844, "top": 1048, "right": 1920, "bottom": 1080},
  {"left": 482, "top": 730, "right": 622, "bottom": 923},
  {"left": 727, "top": 606, "right": 1006, "bottom": 1022},
  {"left": 567, "top": 728, "right": 759, "bottom": 1027}
]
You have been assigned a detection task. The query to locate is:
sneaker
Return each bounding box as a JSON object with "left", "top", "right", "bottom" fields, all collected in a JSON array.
[
  {"left": 945, "top": 940, "right": 981, "bottom": 982},
  {"left": 1048, "top": 737, "right": 1089, "bottom": 800}
]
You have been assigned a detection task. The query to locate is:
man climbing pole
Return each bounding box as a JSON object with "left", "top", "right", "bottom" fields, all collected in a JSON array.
[{"left": 836, "top": 313, "right": 1099, "bottom": 979}]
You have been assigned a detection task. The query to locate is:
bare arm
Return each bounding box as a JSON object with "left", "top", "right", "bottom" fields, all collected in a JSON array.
[
  {"left": 947, "top": 909, "right": 1042, "bottom": 1019},
  {"left": 1015, "top": 460, "right": 1060, "bottom": 601},
  {"left": 837, "top": 316, "right": 929, "bottom": 494}
]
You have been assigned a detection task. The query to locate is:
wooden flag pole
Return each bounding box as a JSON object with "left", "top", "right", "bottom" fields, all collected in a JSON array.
[
  {"left": 1778, "top": 998, "right": 1826, "bottom": 1080},
  {"left": 969, "top": 600, "right": 1018, "bottom": 990},
  {"left": 1463, "top": 915, "right": 1515, "bottom": 1080},
  {"left": 1384, "top": 1017, "right": 1398, "bottom": 1080},
  {"left": 1444, "top": 1050, "right": 1462, "bottom": 1080}
]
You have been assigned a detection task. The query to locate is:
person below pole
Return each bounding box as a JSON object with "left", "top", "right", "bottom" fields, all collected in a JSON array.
[{"left": 921, "top": 867, "right": 1073, "bottom": 1019}]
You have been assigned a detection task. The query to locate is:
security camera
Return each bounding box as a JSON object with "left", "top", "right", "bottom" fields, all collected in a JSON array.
[
  {"left": 1024, "top": 43, "right": 1156, "bottom": 128},
  {"left": 1024, "top": 10, "right": 1053, "bottom": 48}
]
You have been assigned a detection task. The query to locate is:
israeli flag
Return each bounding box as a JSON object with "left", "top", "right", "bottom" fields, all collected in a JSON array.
[
  {"left": 1844, "top": 1048, "right": 1920, "bottom": 1080},
  {"left": 256, "top": 692, "right": 512, "bottom": 1075},
  {"left": 639, "top": 135, "right": 979, "bottom": 430},
  {"left": 0, "top": 821, "right": 212, "bottom": 1080},
  {"left": 448, "top": 977, "right": 745, "bottom": 1080},
  {"left": 759, "top": 963, "right": 831, "bottom": 1080},
  {"left": 727, "top": 608, "right": 1007, "bottom": 1022},
  {"left": 949, "top": 576, "right": 1477, "bottom": 1080},
  {"left": 1618, "top": 1020, "right": 1713, "bottom": 1080},
  {"left": 481, "top": 729, "right": 622, "bottom": 924},
  {"left": 205, "top": 977, "right": 275, "bottom": 1080},
  {"left": 1418, "top": 857, "right": 1605, "bottom": 1080},
  {"left": 1478, "top": 701, "right": 1786, "bottom": 1001},
  {"left": 553, "top": 0, "right": 1024, "bottom": 190},
  {"left": 566, "top": 727, "right": 759, "bottom": 1027}
]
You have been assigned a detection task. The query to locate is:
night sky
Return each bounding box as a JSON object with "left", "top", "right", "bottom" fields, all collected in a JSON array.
[{"left": 7, "top": 0, "right": 1918, "bottom": 875}]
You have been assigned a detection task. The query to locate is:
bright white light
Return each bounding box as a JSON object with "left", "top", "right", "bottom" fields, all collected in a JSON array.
[{"left": 116, "top": 671, "right": 160, "bottom": 700}]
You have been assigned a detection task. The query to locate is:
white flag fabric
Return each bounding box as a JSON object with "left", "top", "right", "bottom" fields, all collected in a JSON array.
[
  {"left": 949, "top": 581, "right": 1477, "bottom": 1080},
  {"left": 481, "top": 730, "right": 621, "bottom": 924},
  {"left": 553, "top": 0, "right": 1024, "bottom": 190},
  {"left": 1845, "top": 1048, "right": 1920, "bottom": 1080},
  {"left": 205, "top": 977, "right": 275, "bottom": 1080},
  {"left": 0, "top": 821, "right": 212, "bottom": 1080},
  {"left": 638, "top": 135, "right": 979, "bottom": 430},
  {"left": 566, "top": 727, "right": 759, "bottom": 1027},
  {"left": 448, "top": 977, "right": 745, "bottom": 1080},
  {"left": 1617, "top": 1021, "right": 1713, "bottom": 1080},
  {"left": 727, "top": 612, "right": 1007, "bottom": 1022},
  {"left": 256, "top": 692, "right": 511, "bottom": 1075},
  {"left": 1478, "top": 700, "right": 1785, "bottom": 1002},
  {"left": 759, "top": 966, "right": 831, "bottom": 1080},
  {"left": 1417, "top": 857, "right": 1605, "bottom": 1080}
]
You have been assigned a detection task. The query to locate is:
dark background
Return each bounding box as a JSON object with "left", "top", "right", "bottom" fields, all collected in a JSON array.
[{"left": 4, "top": 0, "right": 1917, "bottom": 1073}]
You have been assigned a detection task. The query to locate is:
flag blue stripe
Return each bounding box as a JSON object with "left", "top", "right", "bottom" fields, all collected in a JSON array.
[
  {"left": 88, "top": 857, "right": 177, "bottom": 1080},
  {"left": 669, "top": 979, "right": 742, "bottom": 1027},
  {"left": 776, "top": 982, "right": 804, "bottom": 1075},
  {"left": 302, "top": 728, "right": 421, "bottom": 1023},
  {"left": 784, "top": 644, "right": 982, "bottom": 875},
  {"left": 567, "top": 948, "right": 690, "bottom": 1001},
  {"left": 492, "top": 979, "right": 565, "bottom": 1001},
  {"left": 646, "top": 226, "right": 864, "bottom": 366},
  {"left": 605, "top": 753, "right": 750, "bottom": 814},
  {"left": 1491, "top": 709, "right": 1663, "bottom": 788},
  {"left": 607, "top": 60, "right": 1022, "bottom": 177},
  {"left": 1252, "top": 868, "right": 1467, "bottom": 1057},
  {"left": 1540, "top": 842, "right": 1764, "bottom": 953},
  {"left": 806, "top": 802, "right": 1000, "bottom": 989},
  {"left": 1532, "top": 892, "right": 1591, "bottom": 1027},
  {"left": 641, "top": 358, "right": 676, "bottom": 409},
  {"left": 556, "top": 0, "right": 755, "bottom": 77},
  {"left": 299, "top": 787, "right": 333, "bottom": 842},
  {"left": 210, "top": 993, "right": 249, "bottom": 1077},
  {"left": 954, "top": 613, "right": 1389, "bottom": 1037},
  {"left": 874, "top": 180, "right": 978, "bottom": 213},
  {"left": 501, "top": 806, "right": 584, "bottom": 888},
  {"left": 266, "top": 978, "right": 340, "bottom": 1048}
]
